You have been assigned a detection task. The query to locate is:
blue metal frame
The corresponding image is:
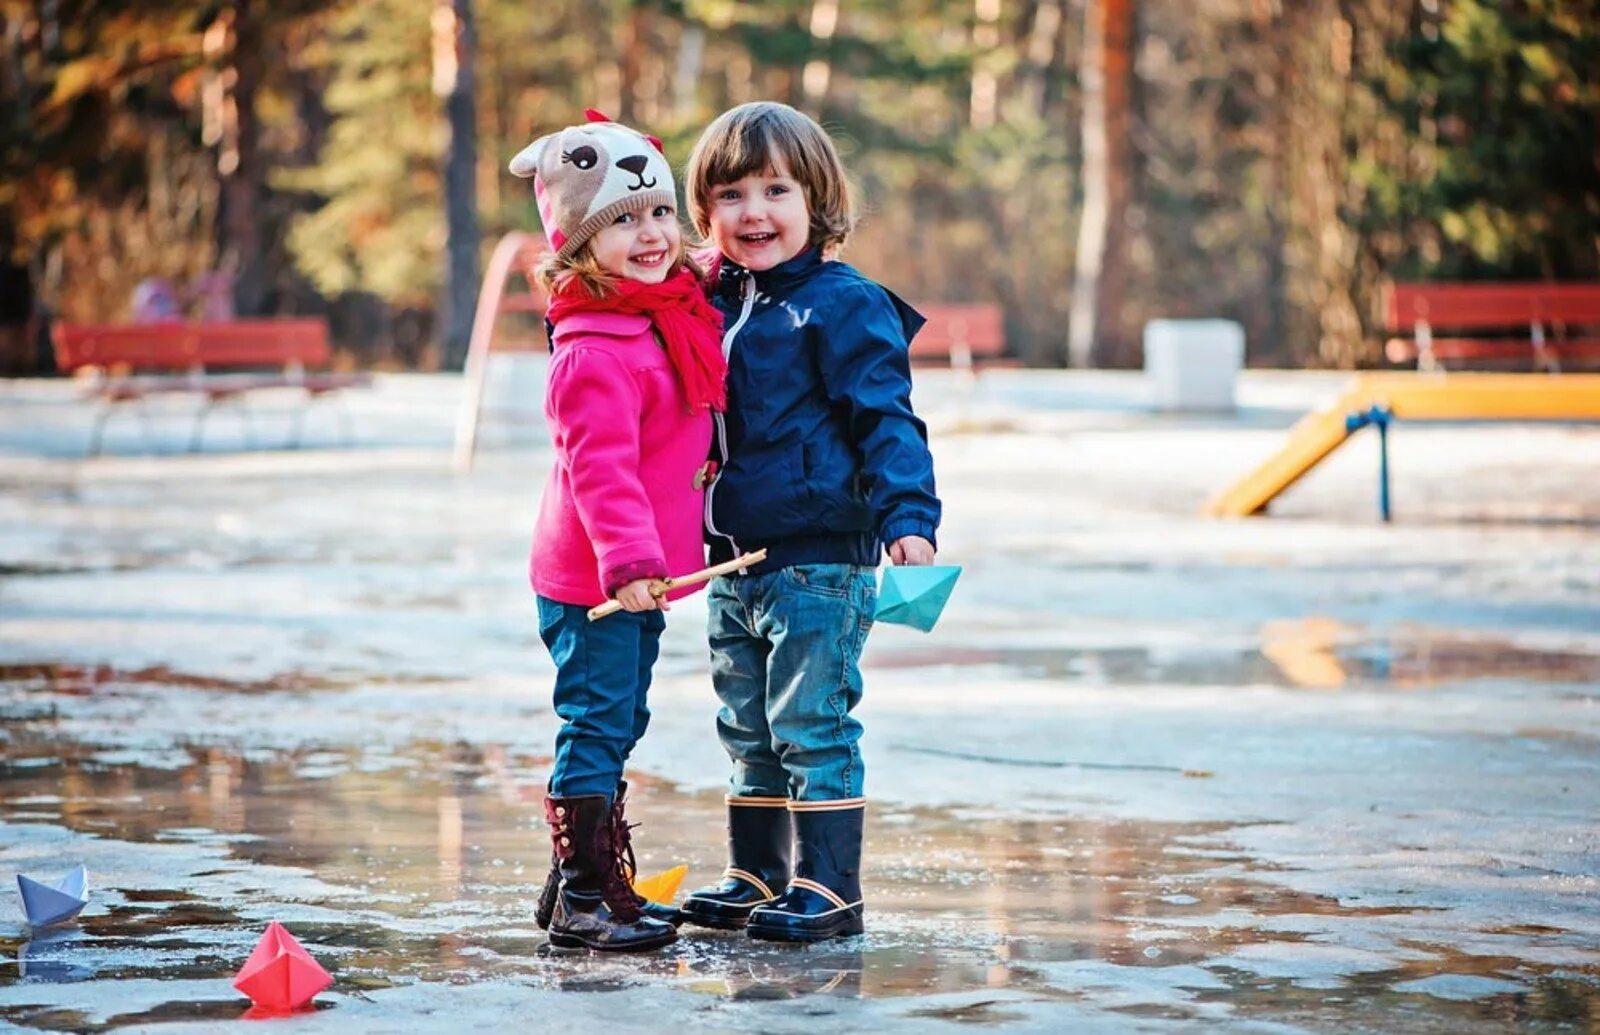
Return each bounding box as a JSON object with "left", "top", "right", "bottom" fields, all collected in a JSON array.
[{"left": 1344, "top": 405, "right": 1394, "bottom": 522}]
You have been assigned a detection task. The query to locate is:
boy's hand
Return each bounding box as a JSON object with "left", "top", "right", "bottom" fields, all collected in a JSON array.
[
  {"left": 888, "top": 536, "right": 935, "bottom": 566},
  {"left": 616, "top": 578, "right": 670, "bottom": 612}
]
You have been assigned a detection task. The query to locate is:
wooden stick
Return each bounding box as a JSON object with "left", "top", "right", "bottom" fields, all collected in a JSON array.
[{"left": 587, "top": 549, "right": 768, "bottom": 621}]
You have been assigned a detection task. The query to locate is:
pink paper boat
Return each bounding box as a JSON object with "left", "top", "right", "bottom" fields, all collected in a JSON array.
[{"left": 232, "top": 921, "right": 333, "bottom": 1011}]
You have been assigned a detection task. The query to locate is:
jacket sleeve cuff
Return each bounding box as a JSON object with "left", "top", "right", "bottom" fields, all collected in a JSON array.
[
  {"left": 603, "top": 557, "right": 670, "bottom": 595},
  {"left": 880, "top": 518, "right": 937, "bottom": 551}
]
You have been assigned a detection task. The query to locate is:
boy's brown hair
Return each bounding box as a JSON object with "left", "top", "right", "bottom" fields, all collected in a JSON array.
[{"left": 685, "top": 102, "right": 856, "bottom": 255}]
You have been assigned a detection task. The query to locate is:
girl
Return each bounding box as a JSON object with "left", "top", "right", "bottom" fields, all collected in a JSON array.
[{"left": 508, "top": 111, "right": 726, "bottom": 952}]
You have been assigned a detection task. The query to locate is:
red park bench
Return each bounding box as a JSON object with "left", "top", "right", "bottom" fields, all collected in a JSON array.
[
  {"left": 1383, "top": 282, "right": 1600, "bottom": 372},
  {"left": 909, "top": 304, "right": 1017, "bottom": 372},
  {"left": 51, "top": 319, "right": 371, "bottom": 455}
]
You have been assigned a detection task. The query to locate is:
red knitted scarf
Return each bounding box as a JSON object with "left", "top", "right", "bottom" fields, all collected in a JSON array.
[{"left": 546, "top": 267, "right": 727, "bottom": 412}]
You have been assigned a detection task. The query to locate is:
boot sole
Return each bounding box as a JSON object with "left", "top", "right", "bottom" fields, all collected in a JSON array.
[
  {"left": 678, "top": 898, "right": 764, "bottom": 931},
  {"left": 746, "top": 914, "right": 865, "bottom": 943},
  {"left": 547, "top": 929, "right": 678, "bottom": 952},
  {"left": 678, "top": 911, "right": 748, "bottom": 931}
]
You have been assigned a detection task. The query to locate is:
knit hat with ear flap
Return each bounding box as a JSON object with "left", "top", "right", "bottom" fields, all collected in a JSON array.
[{"left": 509, "top": 109, "right": 677, "bottom": 261}]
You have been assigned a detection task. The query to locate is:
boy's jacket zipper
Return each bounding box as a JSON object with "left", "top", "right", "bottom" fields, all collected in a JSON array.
[{"left": 704, "top": 273, "right": 757, "bottom": 566}]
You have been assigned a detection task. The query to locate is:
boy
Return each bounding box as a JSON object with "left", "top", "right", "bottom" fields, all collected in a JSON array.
[{"left": 678, "top": 102, "right": 940, "bottom": 942}]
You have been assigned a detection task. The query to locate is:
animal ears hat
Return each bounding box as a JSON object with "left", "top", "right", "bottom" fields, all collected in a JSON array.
[{"left": 509, "top": 109, "right": 676, "bottom": 260}]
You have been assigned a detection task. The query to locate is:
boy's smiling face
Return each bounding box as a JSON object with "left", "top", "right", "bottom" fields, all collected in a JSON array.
[{"left": 705, "top": 157, "right": 810, "bottom": 272}]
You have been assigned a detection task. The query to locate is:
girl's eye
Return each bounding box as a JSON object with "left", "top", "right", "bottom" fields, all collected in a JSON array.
[
  {"left": 768, "top": 184, "right": 789, "bottom": 197},
  {"left": 717, "top": 190, "right": 740, "bottom": 202}
]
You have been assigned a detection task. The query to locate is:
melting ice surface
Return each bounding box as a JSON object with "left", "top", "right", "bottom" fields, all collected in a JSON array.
[{"left": 0, "top": 372, "right": 1597, "bottom": 1032}]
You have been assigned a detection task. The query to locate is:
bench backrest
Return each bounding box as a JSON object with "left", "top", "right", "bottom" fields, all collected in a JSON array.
[
  {"left": 1383, "top": 283, "right": 1600, "bottom": 332},
  {"left": 911, "top": 304, "right": 1006, "bottom": 359},
  {"left": 52, "top": 320, "right": 332, "bottom": 372}
]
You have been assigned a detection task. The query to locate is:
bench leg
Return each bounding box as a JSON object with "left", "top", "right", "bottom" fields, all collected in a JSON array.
[
  {"left": 135, "top": 397, "right": 158, "bottom": 454},
  {"left": 335, "top": 392, "right": 356, "bottom": 446},
  {"left": 287, "top": 399, "right": 310, "bottom": 449},
  {"left": 287, "top": 390, "right": 355, "bottom": 449},
  {"left": 238, "top": 398, "right": 255, "bottom": 450},
  {"left": 189, "top": 399, "right": 214, "bottom": 452},
  {"left": 87, "top": 403, "right": 115, "bottom": 458},
  {"left": 191, "top": 395, "right": 256, "bottom": 452}
]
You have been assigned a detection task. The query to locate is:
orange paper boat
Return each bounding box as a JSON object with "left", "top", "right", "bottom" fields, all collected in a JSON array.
[
  {"left": 632, "top": 864, "right": 688, "bottom": 906},
  {"left": 232, "top": 921, "right": 333, "bottom": 1012}
]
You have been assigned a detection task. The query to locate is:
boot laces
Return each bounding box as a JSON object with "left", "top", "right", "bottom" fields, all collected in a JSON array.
[
  {"left": 599, "top": 823, "right": 644, "bottom": 922},
  {"left": 609, "top": 801, "right": 651, "bottom": 910}
]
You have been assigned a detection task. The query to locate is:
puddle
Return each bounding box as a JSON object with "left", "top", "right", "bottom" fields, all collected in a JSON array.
[
  {"left": 869, "top": 625, "right": 1600, "bottom": 693},
  {"left": 0, "top": 664, "right": 348, "bottom": 698},
  {"left": 1, "top": 731, "right": 1596, "bottom": 1031}
]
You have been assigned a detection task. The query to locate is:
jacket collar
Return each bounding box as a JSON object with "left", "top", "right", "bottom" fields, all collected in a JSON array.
[
  {"left": 716, "top": 246, "right": 824, "bottom": 299},
  {"left": 550, "top": 310, "right": 651, "bottom": 345}
]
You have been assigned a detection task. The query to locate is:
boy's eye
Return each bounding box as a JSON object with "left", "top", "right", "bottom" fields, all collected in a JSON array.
[
  {"left": 614, "top": 212, "right": 635, "bottom": 224},
  {"left": 653, "top": 205, "right": 674, "bottom": 217}
]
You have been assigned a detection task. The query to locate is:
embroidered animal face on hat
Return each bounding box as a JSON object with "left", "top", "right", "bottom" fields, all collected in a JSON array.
[{"left": 509, "top": 110, "right": 677, "bottom": 261}]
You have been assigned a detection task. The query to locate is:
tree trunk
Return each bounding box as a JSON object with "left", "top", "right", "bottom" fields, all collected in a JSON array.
[
  {"left": 969, "top": 0, "right": 1000, "bottom": 129},
  {"left": 1067, "top": 0, "right": 1134, "bottom": 367},
  {"left": 802, "top": 0, "right": 840, "bottom": 110},
  {"left": 220, "top": 0, "right": 269, "bottom": 317},
  {"left": 618, "top": 4, "right": 647, "bottom": 124},
  {"left": 673, "top": 25, "right": 704, "bottom": 120},
  {"left": 438, "top": 0, "right": 481, "bottom": 370}
]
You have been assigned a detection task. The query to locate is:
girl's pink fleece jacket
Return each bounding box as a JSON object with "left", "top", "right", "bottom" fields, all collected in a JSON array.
[{"left": 529, "top": 310, "right": 713, "bottom": 607}]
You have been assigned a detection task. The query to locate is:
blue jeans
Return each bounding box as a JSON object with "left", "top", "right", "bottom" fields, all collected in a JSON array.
[
  {"left": 707, "top": 564, "right": 877, "bottom": 801},
  {"left": 537, "top": 595, "right": 666, "bottom": 801}
]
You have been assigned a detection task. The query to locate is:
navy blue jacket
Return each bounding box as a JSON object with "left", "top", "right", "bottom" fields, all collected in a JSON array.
[{"left": 704, "top": 247, "right": 941, "bottom": 574}]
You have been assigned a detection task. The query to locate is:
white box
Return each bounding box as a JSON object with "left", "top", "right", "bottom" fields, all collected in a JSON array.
[{"left": 1144, "top": 319, "right": 1245, "bottom": 412}]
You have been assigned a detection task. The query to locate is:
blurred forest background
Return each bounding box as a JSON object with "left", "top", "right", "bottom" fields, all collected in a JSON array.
[{"left": 1, "top": 0, "right": 1596, "bottom": 371}]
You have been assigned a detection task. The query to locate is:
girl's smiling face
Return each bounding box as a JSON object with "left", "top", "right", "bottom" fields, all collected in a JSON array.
[
  {"left": 704, "top": 158, "right": 811, "bottom": 271},
  {"left": 588, "top": 203, "right": 682, "bottom": 284}
]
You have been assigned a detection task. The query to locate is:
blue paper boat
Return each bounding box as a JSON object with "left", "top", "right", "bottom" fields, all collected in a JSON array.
[
  {"left": 874, "top": 565, "right": 961, "bottom": 632},
  {"left": 16, "top": 865, "right": 89, "bottom": 927}
]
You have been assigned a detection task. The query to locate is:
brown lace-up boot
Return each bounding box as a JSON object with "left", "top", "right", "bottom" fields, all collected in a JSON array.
[{"left": 543, "top": 794, "right": 677, "bottom": 952}]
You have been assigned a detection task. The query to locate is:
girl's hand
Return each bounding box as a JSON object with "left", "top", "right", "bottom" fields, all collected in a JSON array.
[
  {"left": 888, "top": 536, "right": 935, "bottom": 566},
  {"left": 616, "top": 578, "right": 669, "bottom": 612}
]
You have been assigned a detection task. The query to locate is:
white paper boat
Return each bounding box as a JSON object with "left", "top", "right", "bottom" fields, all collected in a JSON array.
[{"left": 16, "top": 865, "right": 89, "bottom": 927}]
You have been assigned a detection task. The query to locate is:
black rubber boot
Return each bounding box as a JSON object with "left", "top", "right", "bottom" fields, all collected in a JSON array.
[
  {"left": 611, "top": 781, "right": 684, "bottom": 926},
  {"left": 746, "top": 801, "right": 865, "bottom": 943},
  {"left": 680, "top": 796, "right": 793, "bottom": 930},
  {"left": 544, "top": 794, "right": 677, "bottom": 952}
]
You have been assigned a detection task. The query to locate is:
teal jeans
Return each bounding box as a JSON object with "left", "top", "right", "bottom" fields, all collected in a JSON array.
[
  {"left": 538, "top": 595, "right": 665, "bottom": 801},
  {"left": 707, "top": 564, "right": 876, "bottom": 801}
]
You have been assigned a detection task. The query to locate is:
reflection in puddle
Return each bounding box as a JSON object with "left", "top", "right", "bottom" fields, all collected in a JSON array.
[
  {"left": 2, "top": 657, "right": 1598, "bottom": 1031},
  {"left": 0, "top": 663, "right": 346, "bottom": 698},
  {"left": 0, "top": 726, "right": 1596, "bottom": 1031},
  {"left": 870, "top": 622, "right": 1600, "bottom": 693}
]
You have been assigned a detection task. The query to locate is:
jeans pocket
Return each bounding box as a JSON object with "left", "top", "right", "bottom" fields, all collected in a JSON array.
[
  {"left": 536, "top": 595, "right": 567, "bottom": 642},
  {"left": 784, "top": 563, "right": 854, "bottom": 598}
]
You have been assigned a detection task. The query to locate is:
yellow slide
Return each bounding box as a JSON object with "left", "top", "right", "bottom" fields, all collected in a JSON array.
[{"left": 1205, "top": 373, "right": 1600, "bottom": 518}]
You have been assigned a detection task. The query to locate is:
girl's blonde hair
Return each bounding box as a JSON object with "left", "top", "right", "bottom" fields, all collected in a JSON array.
[
  {"left": 531, "top": 236, "right": 701, "bottom": 299},
  {"left": 685, "top": 102, "right": 856, "bottom": 255}
]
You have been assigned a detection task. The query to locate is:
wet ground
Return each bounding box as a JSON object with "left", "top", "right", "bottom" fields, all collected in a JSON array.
[{"left": 1, "top": 372, "right": 1598, "bottom": 1032}]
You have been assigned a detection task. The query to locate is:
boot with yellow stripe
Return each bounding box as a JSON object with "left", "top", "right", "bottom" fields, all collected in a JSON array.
[
  {"left": 679, "top": 796, "right": 792, "bottom": 930},
  {"left": 746, "top": 799, "right": 865, "bottom": 943}
]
